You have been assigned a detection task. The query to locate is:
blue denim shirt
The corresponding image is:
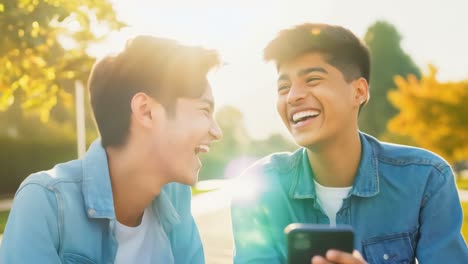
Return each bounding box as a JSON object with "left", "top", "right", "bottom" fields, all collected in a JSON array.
[
  {"left": 231, "top": 133, "right": 468, "bottom": 264},
  {"left": 0, "top": 140, "right": 204, "bottom": 264}
]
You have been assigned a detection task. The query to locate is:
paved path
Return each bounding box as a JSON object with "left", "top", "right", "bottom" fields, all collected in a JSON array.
[
  {"left": 458, "top": 189, "right": 468, "bottom": 202},
  {"left": 193, "top": 199, "right": 233, "bottom": 264},
  {"left": 192, "top": 186, "right": 234, "bottom": 264}
]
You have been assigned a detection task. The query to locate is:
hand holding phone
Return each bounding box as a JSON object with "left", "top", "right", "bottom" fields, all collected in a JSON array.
[{"left": 285, "top": 223, "right": 354, "bottom": 264}]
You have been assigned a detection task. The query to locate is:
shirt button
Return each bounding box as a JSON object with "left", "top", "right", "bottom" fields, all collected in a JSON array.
[
  {"left": 383, "top": 253, "right": 389, "bottom": 260},
  {"left": 87, "top": 208, "right": 96, "bottom": 217}
]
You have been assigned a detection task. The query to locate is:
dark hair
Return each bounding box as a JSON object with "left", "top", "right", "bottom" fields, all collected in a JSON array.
[
  {"left": 264, "top": 23, "right": 370, "bottom": 84},
  {"left": 88, "top": 36, "right": 220, "bottom": 148}
]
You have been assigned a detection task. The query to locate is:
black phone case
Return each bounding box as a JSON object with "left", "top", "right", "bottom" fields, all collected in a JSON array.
[{"left": 285, "top": 224, "right": 354, "bottom": 264}]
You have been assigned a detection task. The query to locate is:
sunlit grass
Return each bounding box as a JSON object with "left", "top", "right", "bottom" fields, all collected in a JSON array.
[
  {"left": 0, "top": 210, "right": 9, "bottom": 234},
  {"left": 192, "top": 187, "right": 213, "bottom": 196},
  {"left": 192, "top": 179, "right": 226, "bottom": 196}
]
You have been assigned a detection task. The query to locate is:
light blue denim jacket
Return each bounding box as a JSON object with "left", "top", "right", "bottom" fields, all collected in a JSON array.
[
  {"left": 231, "top": 133, "right": 468, "bottom": 264},
  {"left": 0, "top": 140, "right": 204, "bottom": 264}
]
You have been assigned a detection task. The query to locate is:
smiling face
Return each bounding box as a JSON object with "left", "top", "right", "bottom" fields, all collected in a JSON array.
[
  {"left": 276, "top": 53, "right": 367, "bottom": 148},
  {"left": 147, "top": 85, "right": 222, "bottom": 186}
]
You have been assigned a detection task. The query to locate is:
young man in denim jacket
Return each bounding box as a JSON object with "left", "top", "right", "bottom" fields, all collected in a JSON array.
[
  {"left": 231, "top": 23, "right": 468, "bottom": 264},
  {"left": 0, "top": 36, "right": 222, "bottom": 263}
]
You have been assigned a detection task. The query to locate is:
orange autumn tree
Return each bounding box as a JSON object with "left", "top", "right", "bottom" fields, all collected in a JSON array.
[{"left": 388, "top": 65, "right": 468, "bottom": 163}]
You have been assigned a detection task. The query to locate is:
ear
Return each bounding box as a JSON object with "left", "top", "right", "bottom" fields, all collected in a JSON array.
[
  {"left": 130, "top": 93, "right": 164, "bottom": 128},
  {"left": 352, "top": 77, "right": 369, "bottom": 108}
]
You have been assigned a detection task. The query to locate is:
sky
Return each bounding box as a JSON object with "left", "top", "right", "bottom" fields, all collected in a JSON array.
[{"left": 89, "top": 0, "right": 468, "bottom": 139}]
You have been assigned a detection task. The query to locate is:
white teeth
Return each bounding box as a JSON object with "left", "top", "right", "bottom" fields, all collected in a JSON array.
[
  {"left": 292, "top": 110, "right": 320, "bottom": 122},
  {"left": 197, "top": 145, "right": 210, "bottom": 152}
]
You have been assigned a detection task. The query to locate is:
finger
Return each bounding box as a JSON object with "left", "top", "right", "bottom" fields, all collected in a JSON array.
[
  {"left": 352, "top": 250, "right": 366, "bottom": 262},
  {"left": 311, "top": 255, "right": 333, "bottom": 264},
  {"left": 326, "top": 249, "right": 367, "bottom": 264}
]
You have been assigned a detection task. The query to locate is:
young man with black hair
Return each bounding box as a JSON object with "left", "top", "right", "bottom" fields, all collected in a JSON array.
[
  {"left": 0, "top": 36, "right": 222, "bottom": 263},
  {"left": 231, "top": 23, "right": 467, "bottom": 264}
]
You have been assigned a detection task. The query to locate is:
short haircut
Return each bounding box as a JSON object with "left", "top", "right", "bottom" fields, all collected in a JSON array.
[
  {"left": 264, "top": 23, "right": 370, "bottom": 83},
  {"left": 88, "top": 36, "right": 220, "bottom": 148}
]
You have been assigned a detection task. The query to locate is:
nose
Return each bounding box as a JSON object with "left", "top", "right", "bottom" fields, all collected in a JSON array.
[
  {"left": 210, "top": 120, "right": 223, "bottom": 141},
  {"left": 286, "top": 84, "right": 307, "bottom": 105}
]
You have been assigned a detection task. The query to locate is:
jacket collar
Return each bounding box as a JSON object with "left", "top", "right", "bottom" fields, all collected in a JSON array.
[
  {"left": 289, "top": 132, "right": 379, "bottom": 199},
  {"left": 81, "top": 140, "right": 180, "bottom": 231}
]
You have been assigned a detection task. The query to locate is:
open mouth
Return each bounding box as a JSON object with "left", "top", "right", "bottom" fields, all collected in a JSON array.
[
  {"left": 291, "top": 110, "right": 320, "bottom": 125},
  {"left": 195, "top": 144, "right": 210, "bottom": 154}
]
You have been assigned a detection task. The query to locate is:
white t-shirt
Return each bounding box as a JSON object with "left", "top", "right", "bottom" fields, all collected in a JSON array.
[
  {"left": 114, "top": 206, "right": 174, "bottom": 264},
  {"left": 314, "top": 180, "right": 352, "bottom": 226}
]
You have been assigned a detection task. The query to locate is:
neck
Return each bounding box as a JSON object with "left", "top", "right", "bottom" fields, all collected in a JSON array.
[
  {"left": 106, "top": 140, "right": 166, "bottom": 227},
  {"left": 307, "top": 130, "right": 362, "bottom": 187}
]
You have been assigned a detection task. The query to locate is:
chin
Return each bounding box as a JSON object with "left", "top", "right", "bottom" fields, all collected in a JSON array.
[
  {"left": 186, "top": 178, "right": 198, "bottom": 187},
  {"left": 292, "top": 132, "right": 326, "bottom": 149},
  {"left": 180, "top": 172, "right": 199, "bottom": 187}
]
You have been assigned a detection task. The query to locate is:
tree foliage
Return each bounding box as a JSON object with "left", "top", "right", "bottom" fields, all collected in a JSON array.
[
  {"left": 212, "top": 105, "right": 250, "bottom": 157},
  {"left": 359, "top": 21, "right": 421, "bottom": 137},
  {"left": 388, "top": 65, "right": 468, "bottom": 163},
  {"left": 0, "top": 0, "right": 124, "bottom": 122}
]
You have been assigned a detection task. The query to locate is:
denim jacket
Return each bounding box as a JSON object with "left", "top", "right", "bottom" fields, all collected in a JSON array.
[
  {"left": 231, "top": 133, "right": 468, "bottom": 264},
  {"left": 0, "top": 140, "right": 204, "bottom": 264}
]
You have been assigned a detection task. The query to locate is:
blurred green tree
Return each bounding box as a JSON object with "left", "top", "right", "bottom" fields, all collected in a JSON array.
[
  {"left": 249, "top": 133, "right": 297, "bottom": 156},
  {"left": 359, "top": 21, "right": 421, "bottom": 137},
  {"left": 199, "top": 105, "right": 249, "bottom": 180},
  {"left": 212, "top": 105, "right": 250, "bottom": 157},
  {"left": 0, "top": 0, "right": 124, "bottom": 123}
]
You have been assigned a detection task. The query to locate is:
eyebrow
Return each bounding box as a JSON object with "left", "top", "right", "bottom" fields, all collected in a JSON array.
[
  {"left": 278, "top": 67, "right": 328, "bottom": 82},
  {"left": 201, "top": 98, "right": 214, "bottom": 110},
  {"left": 298, "top": 67, "right": 328, "bottom": 77}
]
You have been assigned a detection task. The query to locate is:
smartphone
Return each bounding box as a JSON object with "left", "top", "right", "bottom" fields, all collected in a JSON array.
[{"left": 285, "top": 223, "right": 354, "bottom": 264}]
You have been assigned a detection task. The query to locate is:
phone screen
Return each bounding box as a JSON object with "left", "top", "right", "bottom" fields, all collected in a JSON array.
[{"left": 285, "top": 224, "right": 354, "bottom": 264}]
